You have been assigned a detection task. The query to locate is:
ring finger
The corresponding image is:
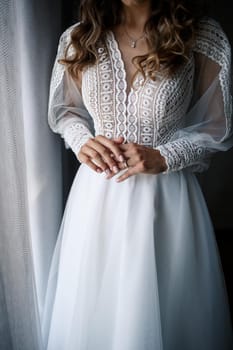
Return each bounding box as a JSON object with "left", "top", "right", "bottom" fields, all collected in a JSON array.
[{"left": 118, "top": 157, "right": 133, "bottom": 170}]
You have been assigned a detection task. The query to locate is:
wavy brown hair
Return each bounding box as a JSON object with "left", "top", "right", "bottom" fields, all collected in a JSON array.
[{"left": 60, "top": 0, "right": 208, "bottom": 81}]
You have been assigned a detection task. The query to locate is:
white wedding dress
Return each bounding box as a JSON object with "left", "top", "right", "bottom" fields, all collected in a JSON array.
[{"left": 41, "top": 17, "right": 233, "bottom": 350}]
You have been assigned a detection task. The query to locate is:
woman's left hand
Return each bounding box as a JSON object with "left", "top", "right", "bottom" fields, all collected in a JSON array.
[{"left": 109, "top": 142, "right": 168, "bottom": 182}]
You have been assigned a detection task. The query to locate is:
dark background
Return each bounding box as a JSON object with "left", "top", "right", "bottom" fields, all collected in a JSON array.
[{"left": 60, "top": 0, "right": 233, "bottom": 317}]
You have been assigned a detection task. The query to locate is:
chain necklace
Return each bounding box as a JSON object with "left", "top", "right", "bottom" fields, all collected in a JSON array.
[{"left": 124, "top": 26, "right": 146, "bottom": 48}]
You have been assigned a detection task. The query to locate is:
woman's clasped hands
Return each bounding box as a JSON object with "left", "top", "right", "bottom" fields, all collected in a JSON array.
[{"left": 77, "top": 135, "right": 167, "bottom": 182}]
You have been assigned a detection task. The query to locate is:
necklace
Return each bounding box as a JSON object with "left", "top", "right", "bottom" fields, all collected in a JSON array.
[{"left": 124, "top": 27, "right": 146, "bottom": 48}]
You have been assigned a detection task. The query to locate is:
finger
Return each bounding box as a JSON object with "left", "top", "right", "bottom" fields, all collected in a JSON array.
[
  {"left": 105, "top": 172, "right": 116, "bottom": 180},
  {"left": 95, "top": 135, "right": 126, "bottom": 163},
  {"left": 84, "top": 140, "right": 118, "bottom": 171},
  {"left": 105, "top": 166, "right": 127, "bottom": 180},
  {"left": 88, "top": 143, "right": 120, "bottom": 173},
  {"left": 118, "top": 158, "right": 132, "bottom": 170},
  {"left": 78, "top": 154, "right": 103, "bottom": 173},
  {"left": 112, "top": 136, "right": 125, "bottom": 144},
  {"left": 116, "top": 165, "right": 140, "bottom": 183},
  {"left": 117, "top": 144, "right": 140, "bottom": 161},
  {"left": 81, "top": 146, "right": 108, "bottom": 171},
  {"left": 85, "top": 159, "right": 103, "bottom": 173},
  {"left": 117, "top": 143, "right": 130, "bottom": 152},
  {"left": 81, "top": 144, "right": 110, "bottom": 171},
  {"left": 82, "top": 140, "right": 119, "bottom": 176},
  {"left": 117, "top": 145, "right": 143, "bottom": 166},
  {"left": 105, "top": 160, "right": 130, "bottom": 180}
]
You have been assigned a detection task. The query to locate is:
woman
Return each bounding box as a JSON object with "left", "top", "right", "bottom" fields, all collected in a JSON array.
[{"left": 42, "top": 0, "right": 233, "bottom": 349}]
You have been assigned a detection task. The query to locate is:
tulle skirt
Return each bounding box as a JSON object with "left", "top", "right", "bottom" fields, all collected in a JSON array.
[{"left": 41, "top": 164, "right": 233, "bottom": 350}]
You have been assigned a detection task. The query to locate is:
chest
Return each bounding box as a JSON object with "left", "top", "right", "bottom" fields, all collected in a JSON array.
[{"left": 81, "top": 31, "right": 195, "bottom": 143}]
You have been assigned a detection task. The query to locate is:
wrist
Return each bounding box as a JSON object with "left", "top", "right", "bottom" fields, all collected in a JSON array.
[{"left": 155, "top": 149, "right": 168, "bottom": 173}]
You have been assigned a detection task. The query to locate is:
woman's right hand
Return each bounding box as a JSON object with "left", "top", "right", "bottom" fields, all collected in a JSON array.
[{"left": 77, "top": 135, "right": 126, "bottom": 175}]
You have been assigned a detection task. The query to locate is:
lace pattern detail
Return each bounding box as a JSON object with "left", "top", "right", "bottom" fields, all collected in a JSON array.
[
  {"left": 156, "top": 140, "right": 207, "bottom": 174},
  {"left": 108, "top": 32, "right": 128, "bottom": 139},
  {"left": 156, "top": 17, "right": 232, "bottom": 173},
  {"left": 63, "top": 122, "right": 92, "bottom": 155},
  {"left": 156, "top": 57, "right": 194, "bottom": 145},
  {"left": 82, "top": 33, "right": 128, "bottom": 140},
  {"left": 48, "top": 18, "right": 232, "bottom": 172},
  {"left": 82, "top": 31, "right": 194, "bottom": 148}
]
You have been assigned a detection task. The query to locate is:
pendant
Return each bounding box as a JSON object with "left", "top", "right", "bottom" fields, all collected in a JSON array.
[{"left": 130, "top": 40, "right": 136, "bottom": 48}]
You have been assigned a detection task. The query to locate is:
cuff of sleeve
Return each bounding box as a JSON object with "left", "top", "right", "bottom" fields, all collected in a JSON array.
[
  {"left": 155, "top": 145, "right": 174, "bottom": 174},
  {"left": 62, "top": 123, "right": 94, "bottom": 158}
]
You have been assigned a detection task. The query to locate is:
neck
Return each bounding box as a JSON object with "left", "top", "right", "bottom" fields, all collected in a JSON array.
[{"left": 121, "top": 2, "right": 151, "bottom": 31}]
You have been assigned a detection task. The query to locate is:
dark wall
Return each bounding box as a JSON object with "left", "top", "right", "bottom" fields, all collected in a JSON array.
[
  {"left": 199, "top": 2, "right": 233, "bottom": 232},
  {"left": 206, "top": 0, "right": 233, "bottom": 319}
]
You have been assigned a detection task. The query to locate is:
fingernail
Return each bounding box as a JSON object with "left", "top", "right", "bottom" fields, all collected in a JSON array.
[
  {"left": 97, "top": 169, "right": 102, "bottom": 173},
  {"left": 105, "top": 169, "right": 111, "bottom": 176},
  {"left": 112, "top": 166, "right": 119, "bottom": 174},
  {"left": 119, "top": 155, "right": 124, "bottom": 162}
]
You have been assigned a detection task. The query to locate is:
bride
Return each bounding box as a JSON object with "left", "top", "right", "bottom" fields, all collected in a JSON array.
[{"left": 42, "top": 0, "right": 233, "bottom": 349}]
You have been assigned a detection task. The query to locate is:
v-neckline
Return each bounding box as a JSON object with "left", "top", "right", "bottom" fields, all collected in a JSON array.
[{"left": 107, "top": 30, "right": 143, "bottom": 100}]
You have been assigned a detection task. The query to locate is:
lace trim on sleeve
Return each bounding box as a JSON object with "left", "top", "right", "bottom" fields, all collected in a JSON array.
[
  {"left": 156, "top": 140, "right": 212, "bottom": 174},
  {"left": 156, "top": 18, "right": 232, "bottom": 173}
]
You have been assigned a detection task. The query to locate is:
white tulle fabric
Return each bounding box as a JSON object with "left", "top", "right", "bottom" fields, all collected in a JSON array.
[{"left": 42, "top": 17, "right": 233, "bottom": 350}]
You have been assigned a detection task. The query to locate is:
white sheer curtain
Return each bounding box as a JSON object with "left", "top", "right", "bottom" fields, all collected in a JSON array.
[{"left": 0, "top": 0, "right": 63, "bottom": 348}]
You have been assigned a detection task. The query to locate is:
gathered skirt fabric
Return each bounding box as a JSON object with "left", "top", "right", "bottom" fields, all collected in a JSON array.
[{"left": 41, "top": 164, "right": 233, "bottom": 350}]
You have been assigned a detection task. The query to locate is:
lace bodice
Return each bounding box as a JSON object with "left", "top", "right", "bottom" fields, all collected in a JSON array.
[
  {"left": 82, "top": 31, "right": 194, "bottom": 147},
  {"left": 48, "top": 17, "right": 232, "bottom": 173}
]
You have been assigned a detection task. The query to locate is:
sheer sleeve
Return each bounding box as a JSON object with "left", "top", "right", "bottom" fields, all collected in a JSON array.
[
  {"left": 156, "top": 17, "right": 233, "bottom": 173},
  {"left": 48, "top": 25, "right": 94, "bottom": 156}
]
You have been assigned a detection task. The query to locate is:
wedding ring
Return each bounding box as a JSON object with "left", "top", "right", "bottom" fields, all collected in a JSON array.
[{"left": 123, "top": 160, "right": 129, "bottom": 168}]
